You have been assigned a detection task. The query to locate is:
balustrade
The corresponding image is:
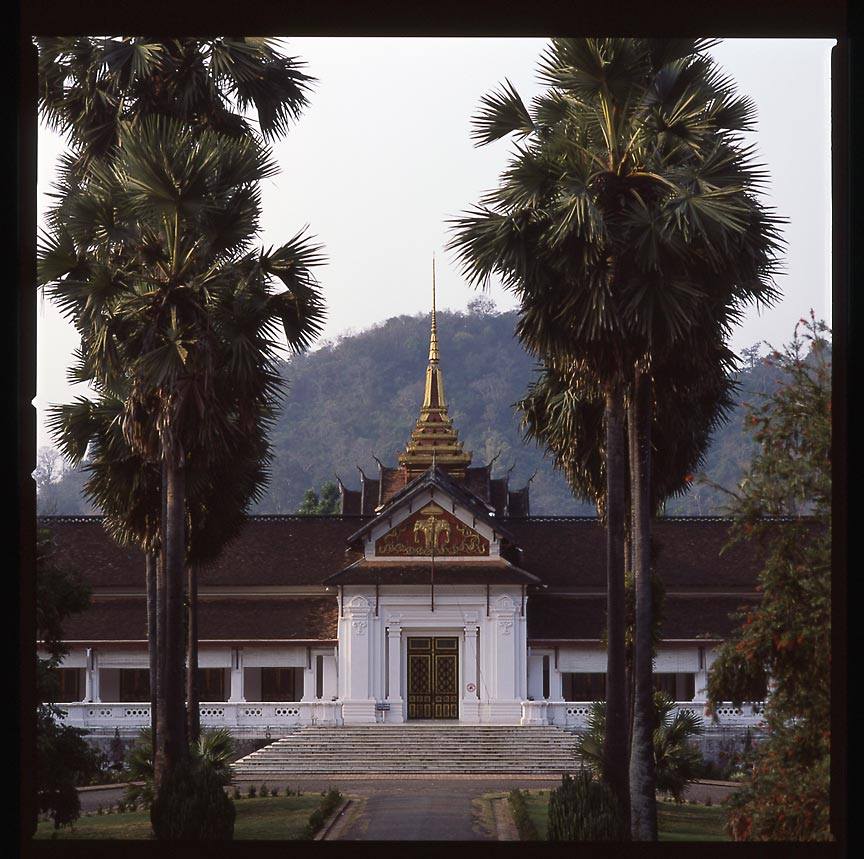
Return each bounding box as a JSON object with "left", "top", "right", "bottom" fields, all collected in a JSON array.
[
  {"left": 533, "top": 700, "right": 766, "bottom": 729},
  {"left": 53, "top": 700, "right": 342, "bottom": 730}
]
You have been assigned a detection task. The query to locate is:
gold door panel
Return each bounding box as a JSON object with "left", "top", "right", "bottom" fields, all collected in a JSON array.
[{"left": 408, "top": 637, "right": 458, "bottom": 720}]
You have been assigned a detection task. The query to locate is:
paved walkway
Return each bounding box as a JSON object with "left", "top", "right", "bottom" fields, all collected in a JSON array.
[
  {"left": 320, "top": 777, "right": 561, "bottom": 841},
  {"left": 76, "top": 776, "right": 740, "bottom": 838}
]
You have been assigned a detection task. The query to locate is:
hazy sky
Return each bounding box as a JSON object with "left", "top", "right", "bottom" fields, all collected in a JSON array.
[{"left": 35, "top": 38, "right": 834, "bottom": 450}]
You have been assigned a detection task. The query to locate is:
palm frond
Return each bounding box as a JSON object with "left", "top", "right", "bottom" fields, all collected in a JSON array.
[{"left": 471, "top": 79, "right": 535, "bottom": 146}]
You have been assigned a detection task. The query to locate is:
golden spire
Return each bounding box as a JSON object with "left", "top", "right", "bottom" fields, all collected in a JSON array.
[
  {"left": 398, "top": 256, "right": 472, "bottom": 478},
  {"left": 429, "top": 256, "right": 440, "bottom": 365}
]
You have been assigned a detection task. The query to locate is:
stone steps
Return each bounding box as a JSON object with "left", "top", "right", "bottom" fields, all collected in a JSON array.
[{"left": 231, "top": 724, "right": 582, "bottom": 775}]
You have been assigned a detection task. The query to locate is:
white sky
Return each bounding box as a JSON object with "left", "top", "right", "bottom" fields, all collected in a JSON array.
[{"left": 35, "top": 37, "right": 834, "bottom": 450}]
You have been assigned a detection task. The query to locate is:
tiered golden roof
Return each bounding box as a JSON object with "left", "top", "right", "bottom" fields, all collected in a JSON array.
[{"left": 398, "top": 259, "right": 472, "bottom": 479}]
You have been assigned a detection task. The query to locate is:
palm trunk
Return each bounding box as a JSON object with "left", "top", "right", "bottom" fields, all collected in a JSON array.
[
  {"left": 163, "top": 455, "right": 189, "bottom": 776},
  {"left": 603, "top": 388, "right": 629, "bottom": 827},
  {"left": 628, "top": 367, "right": 657, "bottom": 840},
  {"left": 145, "top": 551, "right": 158, "bottom": 759},
  {"left": 186, "top": 563, "right": 200, "bottom": 744},
  {"left": 625, "top": 439, "right": 635, "bottom": 765},
  {"left": 154, "top": 544, "right": 168, "bottom": 788}
]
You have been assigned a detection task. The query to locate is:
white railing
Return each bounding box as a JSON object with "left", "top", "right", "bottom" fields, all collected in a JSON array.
[
  {"left": 524, "top": 700, "right": 766, "bottom": 729},
  {"left": 53, "top": 700, "right": 343, "bottom": 730}
]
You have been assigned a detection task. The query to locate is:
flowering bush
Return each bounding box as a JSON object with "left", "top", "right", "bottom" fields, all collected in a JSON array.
[{"left": 707, "top": 315, "right": 832, "bottom": 841}]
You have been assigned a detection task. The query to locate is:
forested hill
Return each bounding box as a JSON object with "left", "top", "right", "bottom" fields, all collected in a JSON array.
[{"left": 38, "top": 300, "right": 799, "bottom": 516}]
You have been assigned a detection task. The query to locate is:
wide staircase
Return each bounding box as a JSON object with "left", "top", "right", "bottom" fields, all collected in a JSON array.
[{"left": 231, "top": 724, "right": 582, "bottom": 776}]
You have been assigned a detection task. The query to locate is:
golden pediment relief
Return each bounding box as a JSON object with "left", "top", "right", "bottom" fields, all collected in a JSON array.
[{"left": 375, "top": 503, "right": 490, "bottom": 557}]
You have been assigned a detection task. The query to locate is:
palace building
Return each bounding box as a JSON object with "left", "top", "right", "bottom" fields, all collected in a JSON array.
[{"left": 39, "top": 286, "right": 767, "bottom": 741}]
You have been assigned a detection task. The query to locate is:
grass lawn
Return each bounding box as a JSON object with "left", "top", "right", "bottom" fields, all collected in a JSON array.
[
  {"left": 657, "top": 801, "right": 728, "bottom": 842},
  {"left": 520, "top": 790, "right": 550, "bottom": 840},
  {"left": 510, "top": 791, "right": 728, "bottom": 842},
  {"left": 33, "top": 794, "right": 324, "bottom": 840}
]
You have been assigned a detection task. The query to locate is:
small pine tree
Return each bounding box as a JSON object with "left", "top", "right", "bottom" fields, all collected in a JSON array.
[
  {"left": 547, "top": 771, "right": 626, "bottom": 841},
  {"left": 150, "top": 759, "right": 236, "bottom": 840}
]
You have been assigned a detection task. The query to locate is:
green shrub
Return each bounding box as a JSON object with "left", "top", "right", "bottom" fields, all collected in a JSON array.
[
  {"left": 232, "top": 787, "right": 242, "bottom": 800},
  {"left": 150, "top": 759, "right": 236, "bottom": 840},
  {"left": 248, "top": 784, "right": 257, "bottom": 798},
  {"left": 260, "top": 783, "right": 269, "bottom": 797},
  {"left": 508, "top": 789, "right": 539, "bottom": 840},
  {"left": 304, "top": 808, "right": 325, "bottom": 839},
  {"left": 547, "top": 771, "right": 626, "bottom": 841},
  {"left": 303, "top": 788, "right": 343, "bottom": 839},
  {"left": 322, "top": 787, "right": 342, "bottom": 816},
  {"left": 271, "top": 786, "right": 280, "bottom": 797}
]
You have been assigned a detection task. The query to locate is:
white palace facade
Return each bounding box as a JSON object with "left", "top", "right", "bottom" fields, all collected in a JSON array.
[{"left": 39, "top": 297, "right": 767, "bottom": 740}]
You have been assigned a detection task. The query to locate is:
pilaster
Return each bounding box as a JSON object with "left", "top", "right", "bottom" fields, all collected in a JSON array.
[
  {"left": 85, "top": 647, "right": 100, "bottom": 702},
  {"left": 461, "top": 622, "right": 480, "bottom": 723},
  {"left": 341, "top": 594, "right": 376, "bottom": 723},
  {"left": 229, "top": 648, "right": 244, "bottom": 702},
  {"left": 386, "top": 621, "right": 404, "bottom": 723}
]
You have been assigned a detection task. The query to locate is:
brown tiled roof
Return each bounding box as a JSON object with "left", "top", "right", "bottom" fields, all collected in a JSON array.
[
  {"left": 506, "top": 518, "right": 766, "bottom": 589},
  {"left": 340, "top": 488, "right": 362, "bottom": 516},
  {"left": 361, "top": 479, "right": 380, "bottom": 516},
  {"left": 489, "top": 478, "right": 508, "bottom": 517},
  {"left": 40, "top": 516, "right": 367, "bottom": 589},
  {"left": 59, "top": 595, "right": 338, "bottom": 642},
  {"left": 380, "top": 466, "right": 407, "bottom": 506},
  {"left": 507, "top": 488, "right": 530, "bottom": 518},
  {"left": 464, "top": 466, "right": 491, "bottom": 503},
  {"left": 527, "top": 593, "right": 760, "bottom": 641},
  {"left": 39, "top": 516, "right": 769, "bottom": 593},
  {"left": 324, "top": 558, "right": 540, "bottom": 586}
]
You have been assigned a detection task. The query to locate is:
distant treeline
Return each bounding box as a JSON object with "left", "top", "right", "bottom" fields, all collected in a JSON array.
[{"left": 36, "top": 299, "right": 814, "bottom": 517}]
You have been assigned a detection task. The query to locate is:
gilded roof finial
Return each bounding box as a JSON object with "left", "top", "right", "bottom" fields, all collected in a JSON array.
[
  {"left": 429, "top": 255, "right": 439, "bottom": 365},
  {"left": 397, "top": 255, "right": 472, "bottom": 477}
]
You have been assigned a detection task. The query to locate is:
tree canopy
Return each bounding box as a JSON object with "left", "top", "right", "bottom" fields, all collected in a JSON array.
[{"left": 706, "top": 315, "right": 832, "bottom": 841}]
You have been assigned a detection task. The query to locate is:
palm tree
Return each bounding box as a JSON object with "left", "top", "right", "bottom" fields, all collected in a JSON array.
[
  {"left": 50, "top": 393, "right": 274, "bottom": 746},
  {"left": 36, "top": 37, "right": 313, "bottom": 182},
  {"left": 39, "top": 117, "right": 325, "bottom": 791},
  {"left": 449, "top": 37, "right": 782, "bottom": 839},
  {"left": 576, "top": 692, "right": 704, "bottom": 802},
  {"left": 37, "top": 36, "right": 324, "bottom": 811}
]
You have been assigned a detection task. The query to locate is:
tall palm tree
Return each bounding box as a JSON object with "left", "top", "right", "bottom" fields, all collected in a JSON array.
[
  {"left": 36, "top": 37, "right": 313, "bottom": 182},
  {"left": 49, "top": 393, "right": 273, "bottom": 746},
  {"left": 449, "top": 37, "right": 782, "bottom": 839},
  {"left": 39, "top": 117, "right": 325, "bottom": 790},
  {"left": 37, "top": 36, "right": 324, "bottom": 807}
]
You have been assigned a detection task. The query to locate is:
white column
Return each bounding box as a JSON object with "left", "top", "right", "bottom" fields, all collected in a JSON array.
[
  {"left": 386, "top": 625, "right": 404, "bottom": 722},
  {"left": 341, "top": 595, "right": 376, "bottom": 723},
  {"left": 85, "top": 648, "right": 100, "bottom": 702},
  {"left": 461, "top": 625, "right": 480, "bottom": 723},
  {"left": 490, "top": 593, "right": 521, "bottom": 723},
  {"left": 228, "top": 648, "right": 245, "bottom": 702},
  {"left": 302, "top": 650, "right": 316, "bottom": 702}
]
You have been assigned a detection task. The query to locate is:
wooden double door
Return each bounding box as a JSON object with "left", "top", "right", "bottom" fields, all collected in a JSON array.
[{"left": 407, "top": 636, "right": 459, "bottom": 719}]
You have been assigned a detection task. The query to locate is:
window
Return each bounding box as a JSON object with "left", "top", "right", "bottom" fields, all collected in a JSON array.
[
  {"left": 118, "top": 669, "right": 150, "bottom": 702},
  {"left": 712, "top": 671, "right": 768, "bottom": 702},
  {"left": 315, "top": 655, "right": 324, "bottom": 700},
  {"left": 653, "top": 673, "right": 697, "bottom": 701},
  {"left": 261, "top": 667, "right": 304, "bottom": 702},
  {"left": 562, "top": 672, "right": 606, "bottom": 701},
  {"left": 53, "top": 668, "right": 82, "bottom": 701},
  {"left": 198, "top": 668, "right": 226, "bottom": 702}
]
